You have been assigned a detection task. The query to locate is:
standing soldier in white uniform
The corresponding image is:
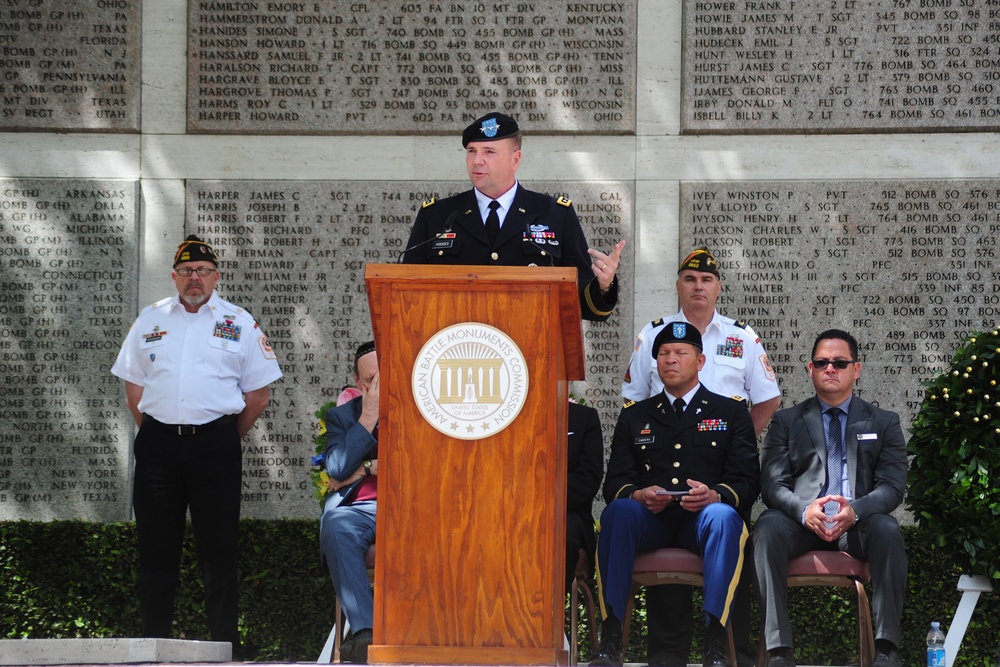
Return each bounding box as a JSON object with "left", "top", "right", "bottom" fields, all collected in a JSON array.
[{"left": 112, "top": 235, "right": 282, "bottom": 658}]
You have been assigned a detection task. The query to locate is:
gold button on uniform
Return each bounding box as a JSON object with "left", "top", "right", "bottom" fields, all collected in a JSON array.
[
  {"left": 673, "top": 462, "right": 680, "bottom": 468},
  {"left": 491, "top": 252, "right": 499, "bottom": 260},
  {"left": 438, "top": 250, "right": 444, "bottom": 256},
  {"left": 674, "top": 443, "right": 682, "bottom": 449},
  {"left": 671, "top": 478, "right": 680, "bottom": 485}
]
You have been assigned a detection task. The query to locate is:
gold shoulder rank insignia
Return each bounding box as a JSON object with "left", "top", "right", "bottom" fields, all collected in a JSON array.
[
  {"left": 623, "top": 399, "right": 636, "bottom": 409},
  {"left": 556, "top": 195, "right": 572, "bottom": 207},
  {"left": 731, "top": 395, "right": 747, "bottom": 402},
  {"left": 734, "top": 319, "right": 748, "bottom": 329},
  {"left": 651, "top": 318, "right": 664, "bottom": 327},
  {"left": 422, "top": 197, "right": 436, "bottom": 208}
]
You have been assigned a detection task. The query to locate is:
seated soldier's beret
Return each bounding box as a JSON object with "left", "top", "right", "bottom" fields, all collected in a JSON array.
[{"left": 651, "top": 321, "right": 703, "bottom": 356}]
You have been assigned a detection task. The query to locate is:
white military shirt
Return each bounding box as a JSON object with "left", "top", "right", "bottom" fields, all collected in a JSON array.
[
  {"left": 622, "top": 309, "right": 780, "bottom": 404},
  {"left": 112, "top": 291, "right": 282, "bottom": 425}
]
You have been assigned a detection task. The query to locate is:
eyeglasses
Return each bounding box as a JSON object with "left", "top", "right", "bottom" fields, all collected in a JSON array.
[
  {"left": 812, "top": 359, "right": 855, "bottom": 370},
  {"left": 175, "top": 267, "right": 217, "bottom": 277}
]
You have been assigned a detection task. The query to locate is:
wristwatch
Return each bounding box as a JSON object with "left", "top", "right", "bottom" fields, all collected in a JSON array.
[{"left": 363, "top": 460, "right": 372, "bottom": 476}]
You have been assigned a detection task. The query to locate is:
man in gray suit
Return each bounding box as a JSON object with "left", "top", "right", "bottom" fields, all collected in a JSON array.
[{"left": 752, "top": 329, "right": 908, "bottom": 667}]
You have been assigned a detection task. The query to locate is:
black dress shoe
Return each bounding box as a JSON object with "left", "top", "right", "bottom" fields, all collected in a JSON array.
[
  {"left": 589, "top": 633, "right": 624, "bottom": 666},
  {"left": 702, "top": 638, "right": 731, "bottom": 667},
  {"left": 339, "top": 637, "right": 354, "bottom": 663},
  {"left": 347, "top": 628, "right": 373, "bottom": 664},
  {"left": 767, "top": 652, "right": 796, "bottom": 667},
  {"left": 873, "top": 647, "right": 901, "bottom": 667}
]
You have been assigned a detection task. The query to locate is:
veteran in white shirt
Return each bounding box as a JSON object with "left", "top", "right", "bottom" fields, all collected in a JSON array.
[{"left": 112, "top": 235, "right": 282, "bottom": 657}]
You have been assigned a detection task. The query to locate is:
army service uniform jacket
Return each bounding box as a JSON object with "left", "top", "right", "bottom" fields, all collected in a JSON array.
[
  {"left": 603, "top": 385, "right": 760, "bottom": 521},
  {"left": 402, "top": 185, "right": 618, "bottom": 321}
]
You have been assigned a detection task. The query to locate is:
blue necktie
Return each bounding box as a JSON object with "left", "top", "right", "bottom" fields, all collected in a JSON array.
[{"left": 823, "top": 407, "right": 847, "bottom": 549}]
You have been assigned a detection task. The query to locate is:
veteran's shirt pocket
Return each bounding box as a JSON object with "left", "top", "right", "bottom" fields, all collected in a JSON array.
[{"left": 209, "top": 319, "right": 242, "bottom": 352}]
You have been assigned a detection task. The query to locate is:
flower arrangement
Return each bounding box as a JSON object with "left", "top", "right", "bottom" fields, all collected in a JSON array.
[{"left": 908, "top": 328, "right": 1000, "bottom": 579}]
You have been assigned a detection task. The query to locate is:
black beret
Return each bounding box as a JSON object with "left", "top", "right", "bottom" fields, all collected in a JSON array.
[
  {"left": 678, "top": 247, "right": 720, "bottom": 276},
  {"left": 651, "top": 321, "right": 703, "bottom": 357},
  {"left": 462, "top": 112, "right": 520, "bottom": 148},
  {"left": 173, "top": 235, "right": 218, "bottom": 267}
]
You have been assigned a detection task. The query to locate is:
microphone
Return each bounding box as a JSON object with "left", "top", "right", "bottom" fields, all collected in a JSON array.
[
  {"left": 396, "top": 210, "right": 458, "bottom": 263},
  {"left": 523, "top": 223, "right": 555, "bottom": 266}
]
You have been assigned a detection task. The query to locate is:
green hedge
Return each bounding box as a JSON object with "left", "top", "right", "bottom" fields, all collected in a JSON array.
[{"left": 2, "top": 520, "right": 998, "bottom": 665}]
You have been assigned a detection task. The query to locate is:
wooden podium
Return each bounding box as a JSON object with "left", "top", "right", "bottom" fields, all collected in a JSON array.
[{"left": 364, "top": 264, "right": 586, "bottom": 666}]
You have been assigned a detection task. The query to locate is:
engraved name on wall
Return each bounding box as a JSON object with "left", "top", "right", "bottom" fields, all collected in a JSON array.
[
  {"left": 683, "top": 0, "right": 1000, "bottom": 132},
  {"left": 0, "top": 0, "right": 141, "bottom": 131},
  {"left": 188, "top": 1, "right": 635, "bottom": 134},
  {"left": 0, "top": 179, "right": 138, "bottom": 521},
  {"left": 681, "top": 179, "right": 996, "bottom": 430}
]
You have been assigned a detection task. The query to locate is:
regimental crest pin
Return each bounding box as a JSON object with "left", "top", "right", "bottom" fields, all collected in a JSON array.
[{"left": 480, "top": 118, "right": 500, "bottom": 137}]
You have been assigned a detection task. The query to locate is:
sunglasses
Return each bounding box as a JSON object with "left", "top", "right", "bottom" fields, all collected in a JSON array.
[{"left": 812, "top": 359, "right": 855, "bottom": 370}]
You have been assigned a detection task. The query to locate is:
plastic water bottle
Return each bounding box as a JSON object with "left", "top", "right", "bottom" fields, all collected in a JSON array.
[{"left": 927, "top": 621, "right": 946, "bottom": 667}]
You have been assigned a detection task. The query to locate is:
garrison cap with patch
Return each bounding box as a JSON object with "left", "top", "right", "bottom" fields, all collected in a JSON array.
[
  {"left": 651, "top": 321, "right": 703, "bottom": 357},
  {"left": 677, "top": 246, "right": 720, "bottom": 277},
  {"left": 355, "top": 340, "right": 376, "bottom": 366},
  {"left": 173, "top": 234, "right": 218, "bottom": 267},
  {"left": 462, "top": 112, "right": 520, "bottom": 148}
]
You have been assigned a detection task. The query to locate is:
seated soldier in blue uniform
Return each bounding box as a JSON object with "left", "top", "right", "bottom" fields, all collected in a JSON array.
[{"left": 590, "top": 323, "right": 760, "bottom": 667}]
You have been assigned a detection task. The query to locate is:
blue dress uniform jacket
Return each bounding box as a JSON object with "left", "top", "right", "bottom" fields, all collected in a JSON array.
[
  {"left": 402, "top": 185, "right": 618, "bottom": 321},
  {"left": 603, "top": 385, "right": 760, "bottom": 520}
]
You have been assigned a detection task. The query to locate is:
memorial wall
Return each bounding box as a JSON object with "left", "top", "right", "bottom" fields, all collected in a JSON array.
[
  {"left": 684, "top": 0, "right": 1000, "bottom": 132},
  {"left": 0, "top": 1, "right": 996, "bottom": 522},
  {"left": 682, "top": 178, "right": 1000, "bottom": 431},
  {"left": 0, "top": 0, "right": 141, "bottom": 131},
  {"left": 188, "top": 1, "right": 635, "bottom": 133}
]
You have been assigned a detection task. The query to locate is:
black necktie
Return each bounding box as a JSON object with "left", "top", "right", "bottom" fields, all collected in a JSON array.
[
  {"left": 485, "top": 200, "right": 500, "bottom": 245},
  {"left": 673, "top": 397, "right": 686, "bottom": 416}
]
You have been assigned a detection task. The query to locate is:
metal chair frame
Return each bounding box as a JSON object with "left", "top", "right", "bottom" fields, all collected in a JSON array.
[{"left": 755, "top": 550, "right": 875, "bottom": 667}]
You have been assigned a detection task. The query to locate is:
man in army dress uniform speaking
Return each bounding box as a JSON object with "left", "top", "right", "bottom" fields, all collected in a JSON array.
[
  {"left": 401, "top": 111, "right": 626, "bottom": 322},
  {"left": 590, "top": 322, "right": 760, "bottom": 667}
]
